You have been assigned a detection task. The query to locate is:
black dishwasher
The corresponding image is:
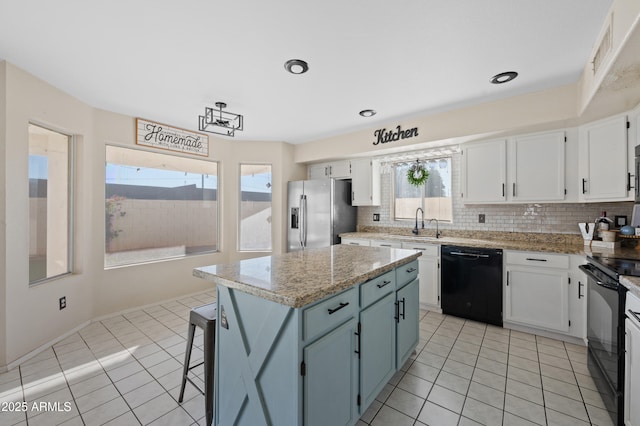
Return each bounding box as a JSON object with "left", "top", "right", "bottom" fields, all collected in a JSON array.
[{"left": 441, "top": 245, "right": 503, "bottom": 326}]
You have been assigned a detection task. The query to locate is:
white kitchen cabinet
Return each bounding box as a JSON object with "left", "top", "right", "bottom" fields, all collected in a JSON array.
[
  {"left": 370, "top": 240, "right": 402, "bottom": 248},
  {"left": 462, "top": 139, "right": 507, "bottom": 203},
  {"left": 569, "top": 255, "right": 587, "bottom": 341},
  {"left": 504, "top": 251, "right": 570, "bottom": 333},
  {"left": 463, "top": 131, "right": 566, "bottom": 204},
  {"left": 351, "top": 158, "right": 381, "bottom": 206},
  {"left": 402, "top": 242, "right": 440, "bottom": 311},
  {"left": 307, "top": 160, "right": 352, "bottom": 180},
  {"left": 509, "top": 131, "right": 565, "bottom": 201},
  {"left": 625, "top": 292, "right": 640, "bottom": 426},
  {"left": 579, "top": 114, "right": 631, "bottom": 201},
  {"left": 341, "top": 238, "right": 370, "bottom": 247}
]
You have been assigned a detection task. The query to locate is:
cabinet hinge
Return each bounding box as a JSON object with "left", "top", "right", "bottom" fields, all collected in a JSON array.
[
  {"left": 569, "top": 320, "right": 572, "bottom": 327},
  {"left": 564, "top": 189, "right": 567, "bottom": 195},
  {"left": 628, "top": 121, "right": 631, "bottom": 129},
  {"left": 564, "top": 136, "right": 567, "bottom": 142},
  {"left": 461, "top": 193, "right": 464, "bottom": 198},
  {"left": 506, "top": 271, "right": 509, "bottom": 286},
  {"left": 300, "top": 361, "right": 306, "bottom": 377},
  {"left": 568, "top": 277, "right": 571, "bottom": 284},
  {"left": 357, "top": 394, "right": 361, "bottom": 406}
]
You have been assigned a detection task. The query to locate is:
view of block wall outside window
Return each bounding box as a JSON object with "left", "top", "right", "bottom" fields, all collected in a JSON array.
[
  {"left": 393, "top": 158, "right": 453, "bottom": 222},
  {"left": 239, "top": 164, "right": 272, "bottom": 251},
  {"left": 105, "top": 145, "right": 218, "bottom": 268},
  {"left": 28, "top": 124, "right": 72, "bottom": 283}
]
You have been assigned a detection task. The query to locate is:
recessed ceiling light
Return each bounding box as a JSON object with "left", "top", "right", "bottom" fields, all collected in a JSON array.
[
  {"left": 284, "top": 59, "right": 309, "bottom": 75},
  {"left": 490, "top": 71, "right": 518, "bottom": 84},
  {"left": 359, "top": 109, "right": 376, "bottom": 117}
]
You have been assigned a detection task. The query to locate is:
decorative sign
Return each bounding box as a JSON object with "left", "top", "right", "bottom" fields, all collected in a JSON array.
[
  {"left": 136, "top": 118, "right": 209, "bottom": 156},
  {"left": 372, "top": 125, "right": 419, "bottom": 146}
]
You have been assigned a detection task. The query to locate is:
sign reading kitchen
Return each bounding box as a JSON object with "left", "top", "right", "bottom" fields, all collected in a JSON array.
[
  {"left": 372, "top": 125, "right": 419, "bottom": 145},
  {"left": 136, "top": 118, "right": 209, "bottom": 156}
]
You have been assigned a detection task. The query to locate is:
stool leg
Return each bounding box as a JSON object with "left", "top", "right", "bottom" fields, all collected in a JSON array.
[
  {"left": 178, "top": 323, "right": 196, "bottom": 403},
  {"left": 204, "top": 325, "right": 215, "bottom": 426}
]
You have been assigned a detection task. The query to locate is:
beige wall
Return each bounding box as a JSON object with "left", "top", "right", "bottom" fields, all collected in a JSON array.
[
  {"left": 0, "top": 62, "right": 305, "bottom": 369},
  {"left": 0, "top": 61, "right": 7, "bottom": 368}
]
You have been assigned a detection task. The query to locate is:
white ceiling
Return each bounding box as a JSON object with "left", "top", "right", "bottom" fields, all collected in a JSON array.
[{"left": 0, "top": 0, "right": 612, "bottom": 144}]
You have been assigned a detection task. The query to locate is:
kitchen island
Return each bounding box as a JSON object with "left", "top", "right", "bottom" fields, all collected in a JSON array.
[{"left": 194, "top": 244, "right": 421, "bottom": 426}]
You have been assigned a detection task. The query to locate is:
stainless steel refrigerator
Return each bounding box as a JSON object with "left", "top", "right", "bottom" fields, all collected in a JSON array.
[{"left": 287, "top": 179, "right": 357, "bottom": 251}]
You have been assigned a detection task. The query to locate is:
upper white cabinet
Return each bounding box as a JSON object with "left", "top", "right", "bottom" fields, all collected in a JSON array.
[
  {"left": 462, "top": 130, "right": 565, "bottom": 204},
  {"left": 307, "top": 160, "right": 352, "bottom": 180},
  {"left": 578, "top": 114, "right": 631, "bottom": 201},
  {"left": 509, "top": 131, "right": 565, "bottom": 201},
  {"left": 462, "top": 139, "right": 507, "bottom": 203},
  {"left": 351, "top": 159, "right": 381, "bottom": 206}
]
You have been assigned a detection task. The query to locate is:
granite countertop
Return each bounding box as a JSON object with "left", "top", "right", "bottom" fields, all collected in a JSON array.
[
  {"left": 340, "top": 231, "right": 587, "bottom": 255},
  {"left": 193, "top": 245, "right": 421, "bottom": 308},
  {"left": 621, "top": 276, "right": 640, "bottom": 299}
]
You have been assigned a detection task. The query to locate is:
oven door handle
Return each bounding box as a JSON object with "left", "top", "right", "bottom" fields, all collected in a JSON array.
[{"left": 578, "top": 264, "right": 619, "bottom": 291}]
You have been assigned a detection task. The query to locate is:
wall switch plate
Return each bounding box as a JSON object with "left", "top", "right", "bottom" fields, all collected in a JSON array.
[
  {"left": 479, "top": 214, "right": 485, "bottom": 223},
  {"left": 373, "top": 213, "right": 380, "bottom": 222},
  {"left": 59, "top": 296, "right": 66, "bottom": 310}
]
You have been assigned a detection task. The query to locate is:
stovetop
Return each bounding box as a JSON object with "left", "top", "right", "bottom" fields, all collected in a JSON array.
[{"left": 590, "top": 255, "right": 640, "bottom": 278}]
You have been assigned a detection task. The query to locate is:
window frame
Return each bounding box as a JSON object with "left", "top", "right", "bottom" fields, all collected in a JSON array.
[
  {"left": 391, "top": 157, "right": 453, "bottom": 223},
  {"left": 28, "top": 122, "right": 75, "bottom": 286},
  {"left": 104, "top": 144, "right": 220, "bottom": 269},
  {"left": 238, "top": 162, "right": 273, "bottom": 253}
]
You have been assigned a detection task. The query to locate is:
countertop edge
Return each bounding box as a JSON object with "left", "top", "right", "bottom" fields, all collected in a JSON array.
[{"left": 194, "top": 249, "right": 422, "bottom": 308}]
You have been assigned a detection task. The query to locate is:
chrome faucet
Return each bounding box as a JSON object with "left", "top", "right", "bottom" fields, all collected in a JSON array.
[
  {"left": 429, "top": 218, "right": 442, "bottom": 239},
  {"left": 413, "top": 208, "right": 424, "bottom": 235}
]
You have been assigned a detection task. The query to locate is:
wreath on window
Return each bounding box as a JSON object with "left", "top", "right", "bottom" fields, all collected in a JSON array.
[{"left": 407, "top": 160, "right": 429, "bottom": 187}]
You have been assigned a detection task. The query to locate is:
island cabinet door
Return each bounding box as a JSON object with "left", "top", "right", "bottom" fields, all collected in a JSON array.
[
  {"left": 303, "top": 317, "right": 358, "bottom": 426},
  {"left": 396, "top": 279, "right": 420, "bottom": 369},
  {"left": 360, "top": 292, "right": 397, "bottom": 411}
]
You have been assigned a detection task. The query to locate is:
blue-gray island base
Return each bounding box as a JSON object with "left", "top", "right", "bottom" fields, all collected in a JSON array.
[{"left": 193, "top": 244, "right": 422, "bottom": 426}]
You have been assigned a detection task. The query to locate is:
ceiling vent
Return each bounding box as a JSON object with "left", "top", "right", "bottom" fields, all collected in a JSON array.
[{"left": 592, "top": 14, "right": 612, "bottom": 76}]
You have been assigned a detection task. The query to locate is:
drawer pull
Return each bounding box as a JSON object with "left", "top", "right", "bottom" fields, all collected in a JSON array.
[
  {"left": 406, "top": 267, "right": 417, "bottom": 273},
  {"left": 377, "top": 280, "right": 392, "bottom": 289},
  {"left": 327, "top": 302, "right": 349, "bottom": 315},
  {"left": 525, "top": 258, "right": 548, "bottom": 262},
  {"left": 578, "top": 281, "right": 584, "bottom": 299},
  {"left": 380, "top": 244, "right": 391, "bottom": 247}
]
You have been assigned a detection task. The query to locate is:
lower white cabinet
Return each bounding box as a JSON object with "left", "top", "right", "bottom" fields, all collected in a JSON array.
[
  {"left": 504, "top": 251, "right": 570, "bottom": 334},
  {"left": 402, "top": 242, "right": 440, "bottom": 311},
  {"left": 341, "top": 238, "right": 370, "bottom": 247},
  {"left": 625, "top": 292, "right": 640, "bottom": 426}
]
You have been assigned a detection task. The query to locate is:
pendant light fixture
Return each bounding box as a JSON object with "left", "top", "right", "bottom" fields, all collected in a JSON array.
[{"left": 198, "top": 101, "right": 244, "bottom": 137}]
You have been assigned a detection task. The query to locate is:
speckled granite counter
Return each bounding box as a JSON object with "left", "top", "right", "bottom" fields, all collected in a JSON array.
[
  {"left": 621, "top": 276, "right": 640, "bottom": 299},
  {"left": 340, "top": 231, "right": 588, "bottom": 254},
  {"left": 193, "top": 244, "right": 421, "bottom": 308}
]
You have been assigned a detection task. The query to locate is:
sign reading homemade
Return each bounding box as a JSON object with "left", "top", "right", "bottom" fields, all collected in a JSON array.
[
  {"left": 136, "top": 118, "right": 209, "bottom": 157},
  {"left": 373, "top": 125, "right": 419, "bottom": 146}
]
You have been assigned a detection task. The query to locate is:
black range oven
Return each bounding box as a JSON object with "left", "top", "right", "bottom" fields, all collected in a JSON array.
[{"left": 580, "top": 256, "right": 633, "bottom": 426}]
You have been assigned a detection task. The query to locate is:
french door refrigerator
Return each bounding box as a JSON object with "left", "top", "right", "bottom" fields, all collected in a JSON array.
[{"left": 287, "top": 179, "right": 356, "bottom": 251}]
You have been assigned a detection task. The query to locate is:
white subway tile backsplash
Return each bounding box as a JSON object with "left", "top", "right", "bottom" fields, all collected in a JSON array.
[{"left": 359, "top": 154, "right": 633, "bottom": 234}]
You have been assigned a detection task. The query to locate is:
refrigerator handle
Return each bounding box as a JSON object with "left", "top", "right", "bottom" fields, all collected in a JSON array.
[{"left": 300, "top": 195, "right": 306, "bottom": 248}]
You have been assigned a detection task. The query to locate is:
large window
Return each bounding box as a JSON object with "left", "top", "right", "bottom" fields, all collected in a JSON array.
[
  {"left": 393, "top": 158, "right": 452, "bottom": 222},
  {"left": 239, "top": 164, "right": 272, "bottom": 251},
  {"left": 105, "top": 146, "right": 218, "bottom": 267},
  {"left": 29, "top": 124, "right": 72, "bottom": 284}
]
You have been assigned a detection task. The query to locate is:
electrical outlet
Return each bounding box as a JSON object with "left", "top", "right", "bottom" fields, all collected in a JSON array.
[
  {"left": 479, "top": 214, "right": 485, "bottom": 224},
  {"left": 373, "top": 213, "right": 380, "bottom": 222},
  {"left": 59, "top": 296, "right": 66, "bottom": 310}
]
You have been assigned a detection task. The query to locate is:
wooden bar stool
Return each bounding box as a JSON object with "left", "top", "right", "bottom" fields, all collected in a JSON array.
[{"left": 178, "top": 303, "right": 217, "bottom": 426}]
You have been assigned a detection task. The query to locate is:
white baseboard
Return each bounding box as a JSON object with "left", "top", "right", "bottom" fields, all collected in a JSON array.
[
  {"left": 3, "top": 320, "right": 91, "bottom": 372},
  {"left": 1, "top": 287, "right": 217, "bottom": 372},
  {"left": 503, "top": 321, "right": 587, "bottom": 347}
]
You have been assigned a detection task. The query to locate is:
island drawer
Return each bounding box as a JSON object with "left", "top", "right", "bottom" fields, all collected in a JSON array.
[
  {"left": 505, "top": 251, "right": 569, "bottom": 269},
  {"left": 303, "top": 287, "right": 358, "bottom": 342},
  {"left": 396, "top": 260, "right": 419, "bottom": 288},
  {"left": 360, "top": 270, "right": 396, "bottom": 309}
]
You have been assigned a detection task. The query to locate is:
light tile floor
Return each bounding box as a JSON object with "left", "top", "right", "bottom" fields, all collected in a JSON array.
[{"left": 0, "top": 291, "right": 613, "bottom": 426}]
